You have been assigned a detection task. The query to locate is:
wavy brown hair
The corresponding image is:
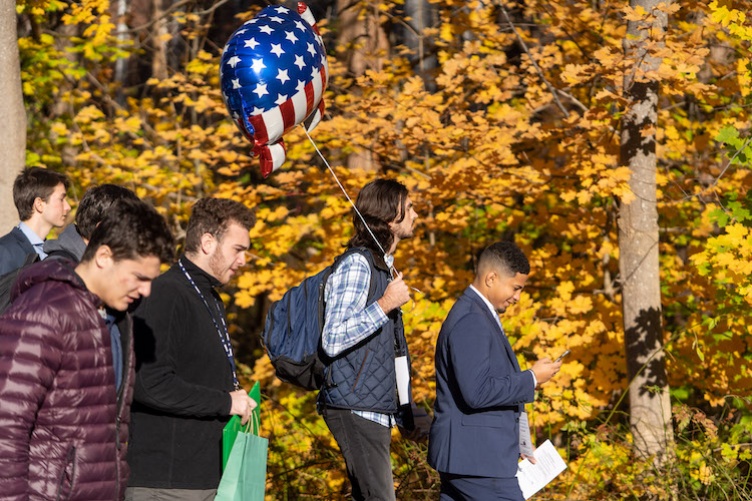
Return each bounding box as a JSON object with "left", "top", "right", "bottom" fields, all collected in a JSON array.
[
  {"left": 347, "top": 178, "right": 408, "bottom": 255},
  {"left": 184, "top": 197, "right": 255, "bottom": 253}
]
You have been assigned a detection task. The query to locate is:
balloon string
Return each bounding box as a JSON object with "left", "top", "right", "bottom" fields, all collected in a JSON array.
[{"left": 301, "top": 125, "right": 397, "bottom": 277}]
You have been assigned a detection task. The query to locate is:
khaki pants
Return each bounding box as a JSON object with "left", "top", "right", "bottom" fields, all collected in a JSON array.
[{"left": 124, "top": 487, "right": 217, "bottom": 501}]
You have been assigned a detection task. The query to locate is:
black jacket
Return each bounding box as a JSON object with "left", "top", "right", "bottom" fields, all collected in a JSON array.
[{"left": 127, "top": 256, "right": 235, "bottom": 489}]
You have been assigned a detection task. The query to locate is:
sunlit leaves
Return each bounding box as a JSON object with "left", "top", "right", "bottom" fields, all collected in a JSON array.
[{"left": 17, "top": 0, "right": 752, "bottom": 496}]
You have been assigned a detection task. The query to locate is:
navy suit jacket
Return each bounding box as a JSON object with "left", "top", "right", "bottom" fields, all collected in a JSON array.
[
  {"left": 428, "top": 286, "right": 536, "bottom": 478},
  {"left": 0, "top": 227, "right": 35, "bottom": 276}
]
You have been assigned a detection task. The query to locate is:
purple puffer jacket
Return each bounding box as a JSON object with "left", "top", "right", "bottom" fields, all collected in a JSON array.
[{"left": 0, "top": 259, "right": 134, "bottom": 500}]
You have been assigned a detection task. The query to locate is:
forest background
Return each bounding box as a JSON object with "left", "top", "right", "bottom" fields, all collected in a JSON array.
[{"left": 1, "top": 0, "right": 752, "bottom": 499}]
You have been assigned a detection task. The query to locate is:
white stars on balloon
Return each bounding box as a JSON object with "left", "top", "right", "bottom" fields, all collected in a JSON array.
[
  {"left": 221, "top": 3, "right": 328, "bottom": 122},
  {"left": 294, "top": 55, "right": 305, "bottom": 70},
  {"left": 270, "top": 43, "right": 285, "bottom": 57},
  {"left": 251, "top": 58, "right": 266, "bottom": 73},
  {"left": 253, "top": 83, "right": 268, "bottom": 98},
  {"left": 276, "top": 69, "right": 290, "bottom": 84}
]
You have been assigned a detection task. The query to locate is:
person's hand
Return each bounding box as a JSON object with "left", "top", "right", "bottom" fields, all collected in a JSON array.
[
  {"left": 229, "top": 389, "right": 257, "bottom": 425},
  {"left": 521, "top": 452, "right": 537, "bottom": 464},
  {"left": 377, "top": 272, "right": 410, "bottom": 313},
  {"left": 399, "top": 404, "right": 433, "bottom": 442},
  {"left": 531, "top": 357, "right": 562, "bottom": 386}
]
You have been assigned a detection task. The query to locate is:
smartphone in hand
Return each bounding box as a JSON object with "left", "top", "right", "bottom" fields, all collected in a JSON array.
[{"left": 555, "top": 350, "right": 570, "bottom": 363}]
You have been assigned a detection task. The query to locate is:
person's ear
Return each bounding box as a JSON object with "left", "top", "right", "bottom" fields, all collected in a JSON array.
[
  {"left": 199, "top": 232, "right": 217, "bottom": 256},
  {"left": 93, "top": 245, "right": 114, "bottom": 270},
  {"left": 33, "top": 197, "right": 45, "bottom": 214},
  {"left": 484, "top": 270, "right": 498, "bottom": 288}
]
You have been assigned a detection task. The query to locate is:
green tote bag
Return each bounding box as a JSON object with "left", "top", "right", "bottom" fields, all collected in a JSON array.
[
  {"left": 215, "top": 412, "right": 268, "bottom": 501},
  {"left": 222, "top": 382, "right": 262, "bottom": 470}
]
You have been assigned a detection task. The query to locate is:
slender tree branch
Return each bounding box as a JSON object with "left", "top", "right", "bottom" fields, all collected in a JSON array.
[
  {"left": 494, "top": 0, "right": 570, "bottom": 118},
  {"left": 114, "top": 0, "right": 233, "bottom": 36}
]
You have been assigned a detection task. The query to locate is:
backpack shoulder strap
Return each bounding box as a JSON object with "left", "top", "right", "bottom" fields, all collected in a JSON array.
[
  {"left": 334, "top": 247, "right": 380, "bottom": 304},
  {"left": 320, "top": 248, "right": 381, "bottom": 335},
  {"left": 22, "top": 252, "right": 40, "bottom": 266},
  {"left": 45, "top": 248, "right": 77, "bottom": 263}
]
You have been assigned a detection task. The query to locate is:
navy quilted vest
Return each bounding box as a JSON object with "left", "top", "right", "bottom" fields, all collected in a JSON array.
[{"left": 320, "top": 254, "right": 409, "bottom": 414}]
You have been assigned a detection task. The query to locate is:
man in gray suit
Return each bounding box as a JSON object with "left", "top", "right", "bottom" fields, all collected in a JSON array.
[
  {"left": 428, "top": 241, "right": 561, "bottom": 500},
  {"left": 0, "top": 167, "right": 70, "bottom": 275}
]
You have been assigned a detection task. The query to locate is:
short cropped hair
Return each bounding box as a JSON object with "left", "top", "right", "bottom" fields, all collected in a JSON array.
[
  {"left": 81, "top": 199, "right": 175, "bottom": 264},
  {"left": 477, "top": 241, "right": 530, "bottom": 278},
  {"left": 76, "top": 184, "right": 139, "bottom": 240},
  {"left": 13, "top": 167, "right": 70, "bottom": 221},
  {"left": 184, "top": 198, "right": 255, "bottom": 253},
  {"left": 348, "top": 179, "right": 409, "bottom": 254}
]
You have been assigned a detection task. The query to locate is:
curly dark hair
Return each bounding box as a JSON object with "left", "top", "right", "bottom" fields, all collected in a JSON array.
[
  {"left": 76, "top": 184, "right": 139, "bottom": 240},
  {"left": 81, "top": 199, "right": 175, "bottom": 264},
  {"left": 347, "top": 179, "right": 409, "bottom": 254},
  {"left": 184, "top": 198, "right": 255, "bottom": 253}
]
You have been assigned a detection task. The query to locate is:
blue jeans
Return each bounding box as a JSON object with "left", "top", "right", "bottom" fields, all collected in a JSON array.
[{"left": 322, "top": 407, "right": 395, "bottom": 501}]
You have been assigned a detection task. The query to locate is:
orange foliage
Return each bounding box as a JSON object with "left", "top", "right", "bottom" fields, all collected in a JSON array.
[{"left": 16, "top": 0, "right": 752, "bottom": 497}]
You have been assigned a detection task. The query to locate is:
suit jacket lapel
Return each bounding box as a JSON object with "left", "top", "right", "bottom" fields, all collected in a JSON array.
[{"left": 465, "top": 287, "right": 521, "bottom": 372}]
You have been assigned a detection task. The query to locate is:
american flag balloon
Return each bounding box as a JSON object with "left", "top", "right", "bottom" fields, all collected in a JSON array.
[{"left": 220, "top": 2, "right": 329, "bottom": 177}]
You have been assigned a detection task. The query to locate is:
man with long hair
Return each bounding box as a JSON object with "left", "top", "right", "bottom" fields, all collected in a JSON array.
[{"left": 318, "top": 178, "right": 419, "bottom": 501}]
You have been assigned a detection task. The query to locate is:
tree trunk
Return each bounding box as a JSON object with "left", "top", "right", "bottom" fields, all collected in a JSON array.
[
  {"left": 0, "top": 3, "right": 25, "bottom": 233},
  {"left": 335, "top": 0, "right": 389, "bottom": 171},
  {"left": 403, "top": 0, "right": 436, "bottom": 90},
  {"left": 152, "top": 0, "right": 169, "bottom": 80},
  {"left": 619, "top": 0, "right": 674, "bottom": 468}
]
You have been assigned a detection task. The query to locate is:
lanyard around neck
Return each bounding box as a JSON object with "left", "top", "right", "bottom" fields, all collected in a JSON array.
[{"left": 178, "top": 258, "right": 239, "bottom": 390}]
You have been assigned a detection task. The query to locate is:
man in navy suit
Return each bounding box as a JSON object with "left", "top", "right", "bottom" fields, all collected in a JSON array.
[
  {"left": 0, "top": 167, "right": 70, "bottom": 275},
  {"left": 428, "top": 241, "right": 561, "bottom": 500}
]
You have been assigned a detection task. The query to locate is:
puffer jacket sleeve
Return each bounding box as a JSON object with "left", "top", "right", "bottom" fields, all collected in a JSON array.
[{"left": 0, "top": 308, "right": 63, "bottom": 500}]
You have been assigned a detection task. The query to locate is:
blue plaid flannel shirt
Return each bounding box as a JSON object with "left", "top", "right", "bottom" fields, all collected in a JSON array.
[{"left": 322, "top": 252, "right": 394, "bottom": 428}]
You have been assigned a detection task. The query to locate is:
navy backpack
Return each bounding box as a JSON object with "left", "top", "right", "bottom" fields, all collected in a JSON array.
[{"left": 261, "top": 247, "right": 378, "bottom": 391}]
